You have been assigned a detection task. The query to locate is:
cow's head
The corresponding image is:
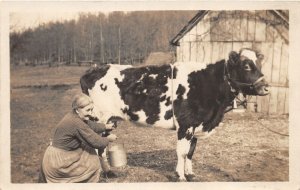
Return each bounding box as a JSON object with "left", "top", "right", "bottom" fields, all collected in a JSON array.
[{"left": 227, "top": 48, "right": 269, "bottom": 96}]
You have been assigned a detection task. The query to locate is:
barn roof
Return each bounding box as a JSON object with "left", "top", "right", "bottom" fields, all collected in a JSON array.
[{"left": 170, "top": 10, "right": 289, "bottom": 46}]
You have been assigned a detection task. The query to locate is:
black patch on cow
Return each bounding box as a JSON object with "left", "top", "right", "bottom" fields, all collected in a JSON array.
[
  {"left": 80, "top": 65, "right": 110, "bottom": 95},
  {"left": 165, "top": 96, "right": 171, "bottom": 106},
  {"left": 164, "top": 109, "right": 173, "bottom": 120},
  {"left": 160, "top": 95, "right": 166, "bottom": 102},
  {"left": 176, "top": 84, "right": 186, "bottom": 100},
  {"left": 116, "top": 64, "right": 174, "bottom": 124},
  {"left": 172, "top": 66, "right": 178, "bottom": 79},
  {"left": 187, "top": 137, "right": 197, "bottom": 160},
  {"left": 175, "top": 60, "right": 237, "bottom": 140},
  {"left": 122, "top": 107, "right": 139, "bottom": 121},
  {"left": 100, "top": 83, "right": 107, "bottom": 91}
]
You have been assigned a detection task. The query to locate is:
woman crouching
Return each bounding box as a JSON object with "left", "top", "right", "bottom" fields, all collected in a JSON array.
[{"left": 40, "top": 93, "right": 117, "bottom": 183}]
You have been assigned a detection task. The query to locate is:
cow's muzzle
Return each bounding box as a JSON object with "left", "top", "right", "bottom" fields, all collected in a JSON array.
[{"left": 253, "top": 77, "right": 269, "bottom": 96}]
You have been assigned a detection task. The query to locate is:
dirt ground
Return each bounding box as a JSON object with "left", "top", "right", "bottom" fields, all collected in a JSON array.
[{"left": 10, "top": 66, "right": 289, "bottom": 183}]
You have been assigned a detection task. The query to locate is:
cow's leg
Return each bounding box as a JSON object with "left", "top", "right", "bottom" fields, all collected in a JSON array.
[
  {"left": 176, "top": 138, "right": 190, "bottom": 181},
  {"left": 176, "top": 127, "right": 194, "bottom": 181},
  {"left": 185, "top": 137, "right": 197, "bottom": 178}
]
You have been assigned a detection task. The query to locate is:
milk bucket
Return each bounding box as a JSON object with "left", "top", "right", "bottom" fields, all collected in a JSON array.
[{"left": 108, "top": 143, "right": 127, "bottom": 167}]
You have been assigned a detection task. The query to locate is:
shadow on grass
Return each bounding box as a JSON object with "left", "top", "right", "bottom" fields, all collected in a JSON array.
[
  {"left": 126, "top": 149, "right": 238, "bottom": 182},
  {"left": 127, "top": 149, "right": 179, "bottom": 181}
]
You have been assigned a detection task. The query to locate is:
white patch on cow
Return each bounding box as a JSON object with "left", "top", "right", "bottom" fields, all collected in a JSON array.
[
  {"left": 174, "top": 116, "right": 179, "bottom": 131},
  {"left": 194, "top": 123, "right": 204, "bottom": 133},
  {"left": 149, "top": 74, "right": 158, "bottom": 79},
  {"left": 240, "top": 49, "right": 257, "bottom": 65},
  {"left": 176, "top": 138, "right": 190, "bottom": 180},
  {"left": 185, "top": 158, "right": 194, "bottom": 175},
  {"left": 88, "top": 64, "right": 132, "bottom": 122},
  {"left": 155, "top": 92, "right": 173, "bottom": 128},
  {"left": 174, "top": 116, "right": 180, "bottom": 130},
  {"left": 187, "top": 127, "right": 193, "bottom": 134},
  {"left": 137, "top": 73, "right": 147, "bottom": 82},
  {"left": 133, "top": 110, "right": 148, "bottom": 123}
]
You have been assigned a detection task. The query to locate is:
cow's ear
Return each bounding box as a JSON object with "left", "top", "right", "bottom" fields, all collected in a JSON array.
[{"left": 228, "top": 51, "right": 239, "bottom": 66}]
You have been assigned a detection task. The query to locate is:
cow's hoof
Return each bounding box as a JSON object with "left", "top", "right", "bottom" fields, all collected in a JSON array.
[
  {"left": 178, "top": 178, "right": 187, "bottom": 182},
  {"left": 175, "top": 172, "right": 187, "bottom": 182},
  {"left": 185, "top": 174, "right": 195, "bottom": 181}
]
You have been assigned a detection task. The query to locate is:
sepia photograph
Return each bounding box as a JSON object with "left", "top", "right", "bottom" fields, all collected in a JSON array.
[{"left": 1, "top": 1, "right": 300, "bottom": 190}]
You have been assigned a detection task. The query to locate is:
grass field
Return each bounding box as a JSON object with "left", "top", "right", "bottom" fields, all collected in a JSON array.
[{"left": 10, "top": 65, "right": 289, "bottom": 183}]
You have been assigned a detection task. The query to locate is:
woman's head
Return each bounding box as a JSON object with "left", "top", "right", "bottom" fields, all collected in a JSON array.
[{"left": 72, "top": 93, "right": 94, "bottom": 121}]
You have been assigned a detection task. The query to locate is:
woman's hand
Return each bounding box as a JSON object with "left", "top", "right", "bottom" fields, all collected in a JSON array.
[{"left": 107, "top": 134, "right": 117, "bottom": 142}]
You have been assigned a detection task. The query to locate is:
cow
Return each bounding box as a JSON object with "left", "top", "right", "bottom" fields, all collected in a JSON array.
[{"left": 80, "top": 48, "right": 269, "bottom": 181}]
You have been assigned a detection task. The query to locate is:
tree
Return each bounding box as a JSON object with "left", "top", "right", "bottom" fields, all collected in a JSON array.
[{"left": 10, "top": 11, "right": 198, "bottom": 66}]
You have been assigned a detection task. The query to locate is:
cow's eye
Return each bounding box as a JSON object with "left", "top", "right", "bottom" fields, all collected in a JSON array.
[{"left": 244, "top": 64, "right": 251, "bottom": 71}]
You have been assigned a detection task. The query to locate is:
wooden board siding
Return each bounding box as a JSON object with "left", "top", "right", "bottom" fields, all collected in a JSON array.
[
  {"left": 268, "top": 86, "right": 279, "bottom": 114},
  {"left": 279, "top": 43, "right": 289, "bottom": 85},
  {"left": 240, "top": 11, "right": 248, "bottom": 41},
  {"left": 211, "top": 42, "right": 221, "bottom": 63},
  {"left": 260, "top": 43, "right": 274, "bottom": 83},
  {"left": 203, "top": 42, "right": 213, "bottom": 64},
  {"left": 232, "top": 42, "right": 243, "bottom": 52},
  {"left": 196, "top": 42, "right": 205, "bottom": 62},
  {"left": 277, "top": 43, "right": 289, "bottom": 114},
  {"left": 271, "top": 42, "right": 282, "bottom": 84},
  {"left": 255, "top": 10, "right": 267, "bottom": 42},
  {"left": 190, "top": 42, "right": 197, "bottom": 62},
  {"left": 210, "top": 11, "right": 222, "bottom": 42},
  {"left": 266, "top": 11, "right": 276, "bottom": 42},
  {"left": 225, "top": 12, "right": 235, "bottom": 42},
  {"left": 175, "top": 10, "right": 289, "bottom": 114},
  {"left": 222, "top": 42, "right": 233, "bottom": 59},
  {"left": 177, "top": 39, "right": 184, "bottom": 62},
  {"left": 232, "top": 11, "right": 242, "bottom": 41},
  {"left": 267, "top": 42, "right": 281, "bottom": 113},
  {"left": 277, "top": 87, "right": 287, "bottom": 114},
  {"left": 247, "top": 11, "right": 256, "bottom": 41},
  {"left": 196, "top": 14, "right": 211, "bottom": 42},
  {"left": 189, "top": 26, "right": 197, "bottom": 42},
  {"left": 182, "top": 42, "right": 190, "bottom": 62}
]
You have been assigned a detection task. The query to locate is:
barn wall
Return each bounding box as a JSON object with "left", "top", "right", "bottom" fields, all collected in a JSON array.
[{"left": 176, "top": 10, "right": 289, "bottom": 114}]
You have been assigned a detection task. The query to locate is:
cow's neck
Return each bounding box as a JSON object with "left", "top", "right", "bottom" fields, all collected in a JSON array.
[
  {"left": 176, "top": 60, "right": 235, "bottom": 132},
  {"left": 185, "top": 60, "right": 237, "bottom": 110}
]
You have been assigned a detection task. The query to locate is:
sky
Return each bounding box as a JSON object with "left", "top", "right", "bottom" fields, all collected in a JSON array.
[
  {"left": 10, "top": 12, "right": 80, "bottom": 32},
  {"left": 10, "top": 11, "right": 111, "bottom": 33}
]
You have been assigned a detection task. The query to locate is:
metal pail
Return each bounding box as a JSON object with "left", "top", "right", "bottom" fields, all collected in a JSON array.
[{"left": 108, "top": 143, "right": 127, "bottom": 167}]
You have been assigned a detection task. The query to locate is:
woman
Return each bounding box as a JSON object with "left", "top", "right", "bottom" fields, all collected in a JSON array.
[{"left": 40, "top": 93, "right": 117, "bottom": 183}]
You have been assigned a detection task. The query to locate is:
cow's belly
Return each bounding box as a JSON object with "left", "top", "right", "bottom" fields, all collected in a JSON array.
[{"left": 131, "top": 101, "right": 174, "bottom": 129}]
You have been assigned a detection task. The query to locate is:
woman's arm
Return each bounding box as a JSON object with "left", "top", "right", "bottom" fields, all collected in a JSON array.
[
  {"left": 85, "top": 120, "right": 106, "bottom": 134},
  {"left": 76, "top": 124, "right": 110, "bottom": 149}
]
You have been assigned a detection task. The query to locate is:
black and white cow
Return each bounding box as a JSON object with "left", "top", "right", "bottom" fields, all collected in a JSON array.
[{"left": 80, "top": 48, "right": 269, "bottom": 181}]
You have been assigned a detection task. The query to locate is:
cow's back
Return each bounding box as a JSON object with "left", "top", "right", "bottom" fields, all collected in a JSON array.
[{"left": 80, "top": 62, "right": 208, "bottom": 128}]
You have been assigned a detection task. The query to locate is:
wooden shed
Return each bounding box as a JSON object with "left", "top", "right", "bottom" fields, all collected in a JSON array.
[{"left": 170, "top": 10, "right": 289, "bottom": 114}]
